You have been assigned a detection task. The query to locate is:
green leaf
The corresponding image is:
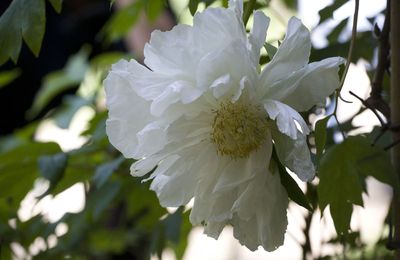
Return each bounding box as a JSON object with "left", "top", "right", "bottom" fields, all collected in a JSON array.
[
  {"left": 102, "top": 1, "right": 144, "bottom": 43},
  {"left": 0, "top": 68, "right": 21, "bottom": 89},
  {"left": 327, "top": 18, "right": 349, "bottom": 43},
  {"left": 163, "top": 207, "right": 184, "bottom": 243},
  {"left": 145, "top": 0, "right": 165, "bottom": 21},
  {"left": 315, "top": 115, "right": 331, "bottom": 158},
  {"left": 48, "top": 0, "right": 63, "bottom": 13},
  {"left": 317, "top": 136, "right": 394, "bottom": 236},
  {"left": 92, "top": 157, "right": 125, "bottom": 189},
  {"left": 318, "top": 0, "right": 347, "bottom": 24},
  {"left": 0, "top": 142, "right": 61, "bottom": 209},
  {"left": 38, "top": 152, "right": 68, "bottom": 187},
  {"left": 189, "top": 0, "right": 199, "bottom": 16},
  {"left": 264, "top": 42, "right": 277, "bottom": 60},
  {"left": 87, "top": 181, "right": 121, "bottom": 220},
  {"left": 0, "top": 0, "right": 45, "bottom": 64},
  {"left": 28, "top": 47, "right": 90, "bottom": 118},
  {"left": 275, "top": 159, "right": 312, "bottom": 211}
]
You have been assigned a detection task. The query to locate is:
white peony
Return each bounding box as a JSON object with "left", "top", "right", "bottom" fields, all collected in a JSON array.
[{"left": 104, "top": 0, "right": 344, "bottom": 251}]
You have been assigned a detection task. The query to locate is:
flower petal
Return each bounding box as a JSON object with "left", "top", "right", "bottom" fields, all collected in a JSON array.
[
  {"left": 248, "top": 11, "right": 270, "bottom": 66},
  {"left": 194, "top": 5, "right": 246, "bottom": 55},
  {"left": 105, "top": 60, "right": 155, "bottom": 159},
  {"left": 144, "top": 24, "right": 197, "bottom": 76},
  {"left": 282, "top": 57, "right": 345, "bottom": 111},
  {"left": 213, "top": 136, "right": 272, "bottom": 193},
  {"left": 259, "top": 17, "right": 311, "bottom": 95},
  {"left": 263, "top": 99, "right": 309, "bottom": 139},
  {"left": 272, "top": 129, "right": 315, "bottom": 181},
  {"left": 197, "top": 40, "right": 256, "bottom": 99}
]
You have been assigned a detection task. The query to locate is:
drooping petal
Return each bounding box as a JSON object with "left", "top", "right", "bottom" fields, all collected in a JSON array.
[
  {"left": 228, "top": 0, "right": 243, "bottom": 17},
  {"left": 105, "top": 60, "right": 156, "bottom": 159},
  {"left": 263, "top": 99, "right": 309, "bottom": 139},
  {"left": 272, "top": 129, "right": 315, "bottom": 182},
  {"left": 248, "top": 11, "right": 270, "bottom": 66},
  {"left": 231, "top": 167, "right": 288, "bottom": 251},
  {"left": 282, "top": 57, "right": 345, "bottom": 111},
  {"left": 259, "top": 17, "right": 311, "bottom": 96}
]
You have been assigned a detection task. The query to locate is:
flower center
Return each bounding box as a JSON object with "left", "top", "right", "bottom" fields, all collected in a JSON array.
[{"left": 211, "top": 101, "right": 268, "bottom": 159}]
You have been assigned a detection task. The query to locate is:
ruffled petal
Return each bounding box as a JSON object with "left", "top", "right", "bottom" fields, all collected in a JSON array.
[
  {"left": 272, "top": 129, "right": 315, "bottom": 181},
  {"left": 263, "top": 99, "right": 309, "bottom": 139},
  {"left": 144, "top": 24, "right": 198, "bottom": 76},
  {"left": 196, "top": 40, "right": 257, "bottom": 99},
  {"left": 282, "top": 57, "right": 345, "bottom": 111},
  {"left": 105, "top": 60, "right": 155, "bottom": 159},
  {"left": 231, "top": 167, "right": 288, "bottom": 251},
  {"left": 194, "top": 5, "right": 246, "bottom": 55},
  {"left": 259, "top": 17, "right": 311, "bottom": 96}
]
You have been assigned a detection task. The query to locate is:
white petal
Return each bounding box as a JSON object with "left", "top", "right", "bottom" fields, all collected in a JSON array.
[
  {"left": 248, "top": 11, "right": 270, "bottom": 66},
  {"left": 232, "top": 168, "right": 288, "bottom": 251},
  {"left": 136, "top": 121, "right": 167, "bottom": 157},
  {"left": 130, "top": 155, "right": 162, "bottom": 177},
  {"left": 282, "top": 57, "right": 345, "bottom": 111},
  {"left": 210, "top": 74, "right": 232, "bottom": 99},
  {"left": 105, "top": 60, "right": 154, "bottom": 159},
  {"left": 144, "top": 24, "right": 198, "bottom": 76},
  {"left": 272, "top": 129, "right": 315, "bottom": 181},
  {"left": 196, "top": 40, "right": 256, "bottom": 99},
  {"left": 259, "top": 17, "right": 311, "bottom": 95},
  {"left": 203, "top": 221, "right": 226, "bottom": 239},
  {"left": 213, "top": 136, "right": 272, "bottom": 193},
  {"left": 228, "top": 0, "right": 243, "bottom": 17},
  {"left": 194, "top": 6, "right": 246, "bottom": 55},
  {"left": 263, "top": 100, "right": 309, "bottom": 139}
]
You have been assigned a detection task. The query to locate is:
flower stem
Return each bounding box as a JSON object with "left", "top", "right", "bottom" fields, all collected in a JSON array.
[
  {"left": 390, "top": 0, "right": 400, "bottom": 258},
  {"left": 243, "top": 0, "right": 256, "bottom": 27}
]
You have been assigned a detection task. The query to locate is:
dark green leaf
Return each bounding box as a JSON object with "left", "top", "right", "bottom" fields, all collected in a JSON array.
[
  {"left": 189, "top": 0, "right": 199, "bottom": 16},
  {"left": 276, "top": 159, "right": 312, "bottom": 211},
  {"left": 327, "top": 18, "right": 349, "bottom": 43},
  {"left": 48, "top": 0, "right": 63, "bottom": 13},
  {"left": 318, "top": 0, "right": 347, "bottom": 24},
  {"left": 39, "top": 152, "right": 68, "bottom": 186},
  {"left": 88, "top": 181, "right": 121, "bottom": 219},
  {"left": 317, "top": 136, "right": 393, "bottom": 235},
  {"left": 92, "top": 157, "right": 124, "bottom": 189},
  {"left": 163, "top": 207, "right": 184, "bottom": 243},
  {"left": 315, "top": 115, "right": 331, "bottom": 157},
  {"left": 0, "top": 0, "right": 45, "bottom": 64}
]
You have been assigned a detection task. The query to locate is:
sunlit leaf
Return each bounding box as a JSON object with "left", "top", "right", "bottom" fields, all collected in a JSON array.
[
  {"left": 28, "top": 47, "right": 90, "bottom": 118},
  {"left": 0, "top": 69, "right": 21, "bottom": 89}
]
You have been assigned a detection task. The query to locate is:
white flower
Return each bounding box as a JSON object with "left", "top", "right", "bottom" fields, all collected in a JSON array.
[{"left": 104, "top": 0, "right": 344, "bottom": 251}]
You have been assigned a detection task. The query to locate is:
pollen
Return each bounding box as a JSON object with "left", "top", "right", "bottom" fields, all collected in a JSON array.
[{"left": 211, "top": 101, "right": 269, "bottom": 159}]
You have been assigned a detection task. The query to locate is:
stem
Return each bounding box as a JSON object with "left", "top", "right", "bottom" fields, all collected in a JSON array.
[
  {"left": 390, "top": 0, "right": 400, "bottom": 258},
  {"left": 332, "top": 0, "right": 359, "bottom": 137},
  {"left": 242, "top": 0, "right": 256, "bottom": 27}
]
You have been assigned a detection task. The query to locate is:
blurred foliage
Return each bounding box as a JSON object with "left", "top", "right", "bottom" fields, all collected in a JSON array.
[{"left": 0, "top": 0, "right": 396, "bottom": 259}]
